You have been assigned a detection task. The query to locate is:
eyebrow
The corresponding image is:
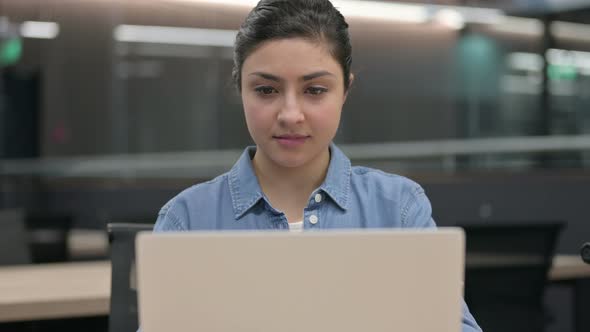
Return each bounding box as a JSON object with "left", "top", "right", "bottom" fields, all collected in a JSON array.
[
  {"left": 303, "top": 71, "right": 334, "bottom": 81},
  {"left": 248, "top": 71, "right": 334, "bottom": 82}
]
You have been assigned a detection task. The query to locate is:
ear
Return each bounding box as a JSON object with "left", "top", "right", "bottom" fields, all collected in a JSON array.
[{"left": 343, "top": 73, "right": 354, "bottom": 103}]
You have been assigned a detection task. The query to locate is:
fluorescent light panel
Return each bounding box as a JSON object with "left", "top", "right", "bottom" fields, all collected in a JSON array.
[
  {"left": 457, "top": 7, "right": 504, "bottom": 25},
  {"left": 547, "top": 48, "right": 590, "bottom": 70},
  {"left": 507, "top": 52, "right": 544, "bottom": 72},
  {"left": 114, "top": 25, "right": 237, "bottom": 47},
  {"left": 166, "top": 0, "right": 430, "bottom": 24},
  {"left": 20, "top": 21, "right": 59, "bottom": 39},
  {"left": 508, "top": 49, "right": 590, "bottom": 75},
  {"left": 163, "top": 0, "right": 257, "bottom": 7},
  {"left": 489, "top": 16, "right": 544, "bottom": 36},
  {"left": 433, "top": 9, "right": 466, "bottom": 30},
  {"left": 552, "top": 21, "right": 590, "bottom": 42},
  {"left": 333, "top": 0, "right": 429, "bottom": 24}
]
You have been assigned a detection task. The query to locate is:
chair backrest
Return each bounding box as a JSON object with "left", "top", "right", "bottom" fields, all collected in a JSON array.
[
  {"left": 460, "top": 221, "right": 565, "bottom": 332},
  {"left": 582, "top": 242, "right": 590, "bottom": 264},
  {"left": 107, "top": 222, "right": 153, "bottom": 332},
  {"left": 25, "top": 212, "right": 72, "bottom": 263},
  {"left": 0, "top": 209, "right": 31, "bottom": 265}
]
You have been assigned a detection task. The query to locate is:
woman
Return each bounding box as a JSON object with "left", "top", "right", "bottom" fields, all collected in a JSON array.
[{"left": 153, "top": 0, "right": 481, "bottom": 330}]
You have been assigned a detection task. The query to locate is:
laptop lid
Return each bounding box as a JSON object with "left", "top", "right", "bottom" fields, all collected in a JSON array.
[{"left": 136, "top": 229, "right": 464, "bottom": 332}]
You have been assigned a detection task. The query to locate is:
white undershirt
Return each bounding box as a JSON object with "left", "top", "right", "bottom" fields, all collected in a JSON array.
[{"left": 288, "top": 221, "right": 304, "bottom": 232}]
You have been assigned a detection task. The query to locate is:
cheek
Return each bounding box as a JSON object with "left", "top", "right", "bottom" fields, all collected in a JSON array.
[
  {"left": 308, "top": 100, "right": 342, "bottom": 129},
  {"left": 243, "top": 102, "right": 273, "bottom": 132}
]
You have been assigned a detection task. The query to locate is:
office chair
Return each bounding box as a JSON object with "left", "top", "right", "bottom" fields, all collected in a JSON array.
[
  {"left": 0, "top": 209, "right": 31, "bottom": 265},
  {"left": 582, "top": 243, "right": 590, "bottom": 264},
  {"left": 460, "top": 221, "right": 564, "bottom": 332},
  {"left": 25, "top": 212, "right": 72, "bottom": 263},
  {"left": 107, "top": 223, "right": 153, "bottom": 332}
]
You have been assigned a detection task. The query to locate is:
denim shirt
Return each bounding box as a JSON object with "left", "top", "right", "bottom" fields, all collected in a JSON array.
[{"left": 151, "top": 143, "right": 482, "bottom": 332}]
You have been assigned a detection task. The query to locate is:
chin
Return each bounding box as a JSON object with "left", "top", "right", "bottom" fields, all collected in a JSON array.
[
  {"left": 271, "top": 155, "right": 309, "bottom": 169},
  {"left": 256, "top": 141, "right": 327, "bottom": 169}
]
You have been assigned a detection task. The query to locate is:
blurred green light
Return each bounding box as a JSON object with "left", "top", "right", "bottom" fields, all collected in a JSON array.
[
  {"left": 0, "top": 38, "right": 22, "bottom": 66},
  {"left": 547, "top": 64, "right": 577, "bottom": 81}
]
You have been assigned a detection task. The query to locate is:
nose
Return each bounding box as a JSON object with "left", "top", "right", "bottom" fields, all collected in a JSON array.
[{"left": 277, "top": 93, "right": 305, "bottom": 126}]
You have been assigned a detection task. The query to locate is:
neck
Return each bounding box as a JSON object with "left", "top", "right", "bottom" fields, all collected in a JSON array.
[{"left": 252, "top": 148, "right": 330, "bottom": 199}]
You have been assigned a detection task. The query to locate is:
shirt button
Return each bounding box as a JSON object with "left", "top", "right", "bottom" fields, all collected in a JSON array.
[
  {"left": 309, "top": 215, "right": 319, "bottom": 225},
  {"left": 314, "top": 193, "right": 323, "bottom": 203}
]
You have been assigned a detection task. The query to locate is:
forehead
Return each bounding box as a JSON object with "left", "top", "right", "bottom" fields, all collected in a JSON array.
[{"left": 242, "top": 37, "right": 341, "bottom": 76}]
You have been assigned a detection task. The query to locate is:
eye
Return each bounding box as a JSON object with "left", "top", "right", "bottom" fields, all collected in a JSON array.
[
  {"left": 305, "top": 86, "right": 328, "bottom": 95},
  {"left": 254, "top": 86, "right": 278, "bottom": 95}
]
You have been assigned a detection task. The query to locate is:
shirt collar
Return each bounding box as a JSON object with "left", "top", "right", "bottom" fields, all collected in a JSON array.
[
  {"left": 319, "top": 143, "right": 351, "bottom": 211},
  {"left": 228, "top": 146, "right": 264, "bottom": 220},
  {"left": 228, "top": 143, "right": 351, "bottom": 219}
]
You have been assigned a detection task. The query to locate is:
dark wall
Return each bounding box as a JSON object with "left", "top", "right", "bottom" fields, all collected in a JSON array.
[
  {"left": 0, "top": 68, "right": 40, "bottom": 158},
  {"left": 3, "top": 172, "right": 587, "bottom": 256},
  {"left": 424, "top": 173, "right": 590, "bottom": 253}
]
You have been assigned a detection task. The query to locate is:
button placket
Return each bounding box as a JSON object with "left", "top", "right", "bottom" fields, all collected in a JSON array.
[{"left": 305, "top": 192, "right": 322, "bottom": 228}]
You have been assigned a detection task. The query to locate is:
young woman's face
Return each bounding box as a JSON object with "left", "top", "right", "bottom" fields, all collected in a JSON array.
[{"left": 241, "top": 37, "right": 348, "bottom": 170}]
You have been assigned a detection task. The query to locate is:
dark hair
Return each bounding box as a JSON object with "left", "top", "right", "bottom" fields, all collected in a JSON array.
[{"left": 232, "top": 0, "right": 352, "bottom": 92}]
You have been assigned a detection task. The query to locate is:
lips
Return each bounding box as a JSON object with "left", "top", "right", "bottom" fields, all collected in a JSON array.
[
  {"left": 273, "top": 134, "right": 309, "bottom": 139},
  {"left": 273, "top": 134, "right": 310, "bottom": 147}
]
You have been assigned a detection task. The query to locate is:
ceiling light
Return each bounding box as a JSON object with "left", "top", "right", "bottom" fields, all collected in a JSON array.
[
  {"left": 114, "top": 25, "right": 237, "bottom": 47},
  {"left": 20, "top": 21, "right": 59, "bottom": 39}
]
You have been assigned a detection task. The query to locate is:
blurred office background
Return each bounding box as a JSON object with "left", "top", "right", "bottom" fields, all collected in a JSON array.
[{"left": 0, "top": 0, "right": 589, "bottom": 331}]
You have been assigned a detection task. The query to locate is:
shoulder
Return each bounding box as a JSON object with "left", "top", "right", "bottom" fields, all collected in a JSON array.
[
  {"left": 350, "top": 165, "right": 426, "bottom": 199},
  {"left": 155, "top": 173, "right": 229, "bottom": 230},
  {"left": 160, "top": 172, "right": 228, "bottom": 216},
  {"left": 350, "top": 166, "right": 435, "bottom": 227}
]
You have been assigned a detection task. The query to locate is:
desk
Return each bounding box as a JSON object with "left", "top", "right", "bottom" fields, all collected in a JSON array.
[
  {"left": 68, "top": 229, "right": 109, "bottom": 259},
  {"left": 0, "top": 261, "right": 110, "bottom": 323},
  {"left": 550, "top": 254, "right": 590, "bottom": 280},
  {"left": 0, "top": 256, "right": 587, "bottom": 324},
  {"left": 466, "top": 254, "right": 590, "bottom": 278},
  {"left": 550, "top": 256, "right": 590, "bottom": 332}
]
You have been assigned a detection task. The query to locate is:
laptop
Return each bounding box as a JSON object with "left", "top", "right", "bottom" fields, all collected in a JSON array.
[{"left": 136, "top": 229, "right": 465, "bottom": 332}]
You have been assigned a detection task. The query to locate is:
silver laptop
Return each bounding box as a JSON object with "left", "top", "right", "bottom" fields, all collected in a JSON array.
[{"left": 136, "top": 229, "right": 465, "bottom": 332}]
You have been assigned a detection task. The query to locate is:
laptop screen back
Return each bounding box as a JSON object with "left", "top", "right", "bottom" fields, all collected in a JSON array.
[{"left": 136, "top": 229, "right": 464, "bottom": 332}]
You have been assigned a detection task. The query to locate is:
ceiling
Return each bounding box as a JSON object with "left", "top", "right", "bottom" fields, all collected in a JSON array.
[{"left": 382, "top": 0, "right": 590, "bottom": 23}]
